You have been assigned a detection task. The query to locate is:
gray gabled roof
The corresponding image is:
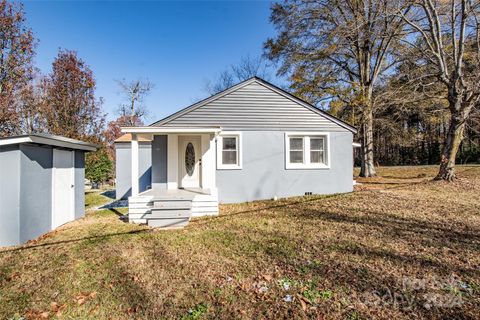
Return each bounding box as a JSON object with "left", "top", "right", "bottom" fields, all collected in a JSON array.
[
  {"left": 0, "top": 133, "right": 98, "bottom": 151},
  {"left": 150, "top": 77, "right": 357, "bottom": 133}
]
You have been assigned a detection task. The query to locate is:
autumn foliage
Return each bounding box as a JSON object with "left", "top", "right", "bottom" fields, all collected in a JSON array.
[
  {"left": 41, "top": 49, "right": 105, "bottom": 143},
  {"left": 0, "top": 0, "right": 35, "bottom": 136},
  {"left": 104, "top": 115, "right": 144, "bottom": 160}
]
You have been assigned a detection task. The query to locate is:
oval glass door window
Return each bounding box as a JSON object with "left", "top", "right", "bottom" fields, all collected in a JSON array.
[{"left": 185, "top": 142, "right": 195, "bottom": 176}]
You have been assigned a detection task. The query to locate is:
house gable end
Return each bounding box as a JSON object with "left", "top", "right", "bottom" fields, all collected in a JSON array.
[{"left": 152, "top": 78, "right": 356, "bottom": 133}]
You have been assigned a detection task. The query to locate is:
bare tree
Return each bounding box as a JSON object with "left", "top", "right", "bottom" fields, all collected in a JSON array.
[
  {"left": 117, "top": 78, "right": 154, "bottom": 126},
  {"left": 400, "top": 0, "right": 480, "bottom": 180},
  {"left": 204, "top": 55, "right": 270, "bottom": 95},
  {"left": 231, "top": 55, "right": 269, "bottom": 81},
  {"left": 265, "top": 0, "right": 411, "bottom": 177},
  {"left": 203, "top": 70, "right": 235, "bottom": 96}
]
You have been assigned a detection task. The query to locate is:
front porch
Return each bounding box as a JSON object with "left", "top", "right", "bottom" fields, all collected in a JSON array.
[
  {"left": 122, "top": 127, "right": 221, "bottom": 228},
  {"left": 128, "top": 187, "right": 218, "bottom": 228}
]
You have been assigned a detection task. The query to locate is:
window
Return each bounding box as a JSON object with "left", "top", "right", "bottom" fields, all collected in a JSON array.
[
  {"left": 310, "top": 137, "right": 325, "bottom": 164},
  {"left": 217, "top": 132, "right": 242, "bottom": 169},
  {"left": 289, "top": 137, "right": 304, "bottom": 163},
  {"left": 285, "top": 133, "right": 329, "bottom": 169},
  {"left": 222, "top": 137, "right": 237, "bottom": 165}
]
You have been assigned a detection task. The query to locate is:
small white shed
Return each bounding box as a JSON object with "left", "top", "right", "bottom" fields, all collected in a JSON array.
[{"left": 0, "top": 134, "right": 97, "bottom": 247}]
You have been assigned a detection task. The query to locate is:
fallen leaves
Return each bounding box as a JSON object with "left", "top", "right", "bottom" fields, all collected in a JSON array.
[
  {"left": 126, "top": 305, "right": 138, "bottom": 316},
  {"left": 5, "top": 271, "right": 20, "bottom": 282},
  {"left": 24, "top": 310, "right": 50, "bottom": 319},
  {"left": 73, "top": 291, "right": 97, "bottom": 306},
  {"left": 50, "top": 302, "right": 67, "bottom": 316},
  {"left": 299, "top": 296, "right": 308, "bottom": 311}
]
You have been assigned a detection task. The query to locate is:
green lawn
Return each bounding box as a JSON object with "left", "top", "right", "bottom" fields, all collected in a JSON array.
[
  {"left": 84, "top": 190, "right": 112, "bottom": 210},
  {"left": 0, "top": 166, "right": 479, "bottom": 319}
]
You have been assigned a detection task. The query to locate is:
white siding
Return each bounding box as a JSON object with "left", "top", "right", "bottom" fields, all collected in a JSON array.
[{"left": 157, "top": 82, "right": 349, "bottom": 131}]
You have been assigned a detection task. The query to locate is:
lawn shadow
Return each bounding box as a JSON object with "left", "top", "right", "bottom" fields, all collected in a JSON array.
[
  {"left": 357, "top": 180, "right": 426, "bottom": 185},
  {"left": 223, "top": 210, "right": 478, "bottom": 319},
  {"left": 99, "top": 200, "right": 128, "bottom": 210},
  {"left": 101, "top": 189, "right": 116, "bottom": 199},
  {"left": 193, "top": 178, "right": 429, "bottom": 226},
  {"left": 0, "top": 228, "right": 151, "bottom": 253},
  {"left": 294, "top": 208, "right": 480, "bottom": 254}
]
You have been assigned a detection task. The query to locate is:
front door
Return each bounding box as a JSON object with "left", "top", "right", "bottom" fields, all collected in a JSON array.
[{"left": 178, "top": 136, "right": 201, "bottom": 188}]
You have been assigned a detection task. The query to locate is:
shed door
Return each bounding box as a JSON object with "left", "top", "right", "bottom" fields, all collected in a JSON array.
[{"left": 52, "top": 149, "right": 75, "bottom": 229}]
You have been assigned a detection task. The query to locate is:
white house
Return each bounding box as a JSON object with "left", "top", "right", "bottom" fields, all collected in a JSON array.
[{"left": 115, "top": 77, "right": 357, "bottom": 228}]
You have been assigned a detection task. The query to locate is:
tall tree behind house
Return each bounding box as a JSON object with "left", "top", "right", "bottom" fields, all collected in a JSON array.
[
  {"left": 265, "top": 0, "right": 411, "bottom": 177},
  {"left": 104, "top": 78, "right": 154, "bottom": 161},
  {"left": 116, "top": 78, "right": 154, "bottom": 126},
  {"left": 204, "top": 55, "right": 270, "bottom": 95},
  {"left": 42, "top": 49, "right": 105, "bottom": 142},
  {"left": 400, "top": 0, "right": 480, "bottom": 180}
]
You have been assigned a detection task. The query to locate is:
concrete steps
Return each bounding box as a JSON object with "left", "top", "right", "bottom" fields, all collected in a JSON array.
[
  {"left": 128, "top": 189, "right": 218, "bottom": 226},
  {"left": 146, "top": 199, "right": 192, "bottom": 228}
]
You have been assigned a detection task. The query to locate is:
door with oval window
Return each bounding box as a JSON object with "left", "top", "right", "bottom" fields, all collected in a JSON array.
[{"left": 178, "top": 136, "right": 201, "bottom": 188}]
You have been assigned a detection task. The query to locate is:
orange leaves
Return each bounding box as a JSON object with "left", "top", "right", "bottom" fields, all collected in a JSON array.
[
  {"left": 0, "top": 0, "right": 36, "bottom": 134},
  {"left": 23, "top": 293, "right": 92, "bottom": 319},
  {"left": 24, "top": 310, "right": 50, "bottom": 319},
  {"left": 299, "top": 296, "right": 308, "bottom": 311},
  {"left": 73, "top": 291, "right": 97, "bottom": 306},
  {"left": 50, "top": 302, "right": 67, "bottom": 317},
  {"left": 5, "top": 271, "right": 20, "bottom": 282},
  {"left": 263, "top": 274, "right": 273, "bottom": 282},
  {"left": 126, "top": 305, "right": 139, "bottom": 316}
]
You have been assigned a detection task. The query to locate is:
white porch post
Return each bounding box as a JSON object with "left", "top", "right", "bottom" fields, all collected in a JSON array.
[
  {"left": 201, "top": 133, "right": 217, "bottom": 194},
  {"left": 131, "top": 133, "right": 139, "bottom": 196},
  {"left": 167, "top": 134, "right": 178, "bottom": 189}
]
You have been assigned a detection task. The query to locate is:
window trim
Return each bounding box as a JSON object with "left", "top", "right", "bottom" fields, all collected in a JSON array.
[
  {"left": 285, "top": 132, "right": 330, "bottom": 169},
  {"left": 216, "top": 132, "right": 242, "bottom": 170}
]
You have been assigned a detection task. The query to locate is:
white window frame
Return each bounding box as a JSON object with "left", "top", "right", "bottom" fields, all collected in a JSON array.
[
  {"left": 216, "top": 132, "right": 242, "bottom": 170},
  {"left": 285, "top": 132, "right": 330, "bottom": 169}
]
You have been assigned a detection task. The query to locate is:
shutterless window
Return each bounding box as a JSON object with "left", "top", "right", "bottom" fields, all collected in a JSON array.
[
  {"left": 285, "top": 133, "right": 329, "bottom": 169},
  {"left": 310, "top": 137, "right": 325, "bottom": 164},
  {"left": 222, "top": 136, "right": 238, "bottom": 165},
  {"left": 289, "top": 137, "right": 304, "bottom": 163}
]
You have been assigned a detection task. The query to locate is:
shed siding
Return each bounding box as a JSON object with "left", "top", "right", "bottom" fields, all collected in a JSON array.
[
  {"left": 216, "top": 131, "right": 353, "bottom": 203},
  {"left": 19, "top": 144, "right": 53, "bottom": 243},
  {"left": 74, "top": 151, "right": 85, "bottom": 219},
  {"left": 0, "top": 146, "right": 21, "bottom": 246},
  {"left": 0, "top": 139, "right": 90, "bottom": 247},
  {"left": 158, "top": 82, "right": 349, "bottom": 131},
  {"left": 115, "top": 142, "right": 152, "bottom": 199}
]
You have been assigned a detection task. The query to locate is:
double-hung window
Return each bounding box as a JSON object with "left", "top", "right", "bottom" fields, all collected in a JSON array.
[
  {"left": 289, "top": 137, "right": 304, "bottom": 163},
  {"left": 285, "top": 133, "right": 329, "bottom": 169},
  {"left": 217, "top": 132, "right": 242, "bottom": 169}
]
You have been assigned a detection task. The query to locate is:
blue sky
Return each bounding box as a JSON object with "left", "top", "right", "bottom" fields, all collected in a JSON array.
[{"left": 22, "top": 1, "right": 280, "bottom": 123}]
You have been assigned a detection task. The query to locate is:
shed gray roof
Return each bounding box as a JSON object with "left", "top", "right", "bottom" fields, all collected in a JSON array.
[
  {"left": 0, "top": 133, "right": 97, "bottom": 151},
  {"left": 150, "top": 77, "right": 357, "bottom": 133}
]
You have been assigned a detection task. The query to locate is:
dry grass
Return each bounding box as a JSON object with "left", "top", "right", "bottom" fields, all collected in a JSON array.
[{"left": 0, "top": 165, "right": 479, "bottom": 319}]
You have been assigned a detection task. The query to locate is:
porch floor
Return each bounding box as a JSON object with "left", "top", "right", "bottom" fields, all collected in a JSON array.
[{"left": 138, "top": 188, "right": 211, "bottom": 200}]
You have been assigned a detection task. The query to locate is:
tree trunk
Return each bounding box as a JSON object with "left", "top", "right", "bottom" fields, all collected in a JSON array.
[
  {"left": 359, "top": 106, "right": 377, "bottom": 177},
  {"left": 436, "top": 110, "right": 465, "bottom": 181}
]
